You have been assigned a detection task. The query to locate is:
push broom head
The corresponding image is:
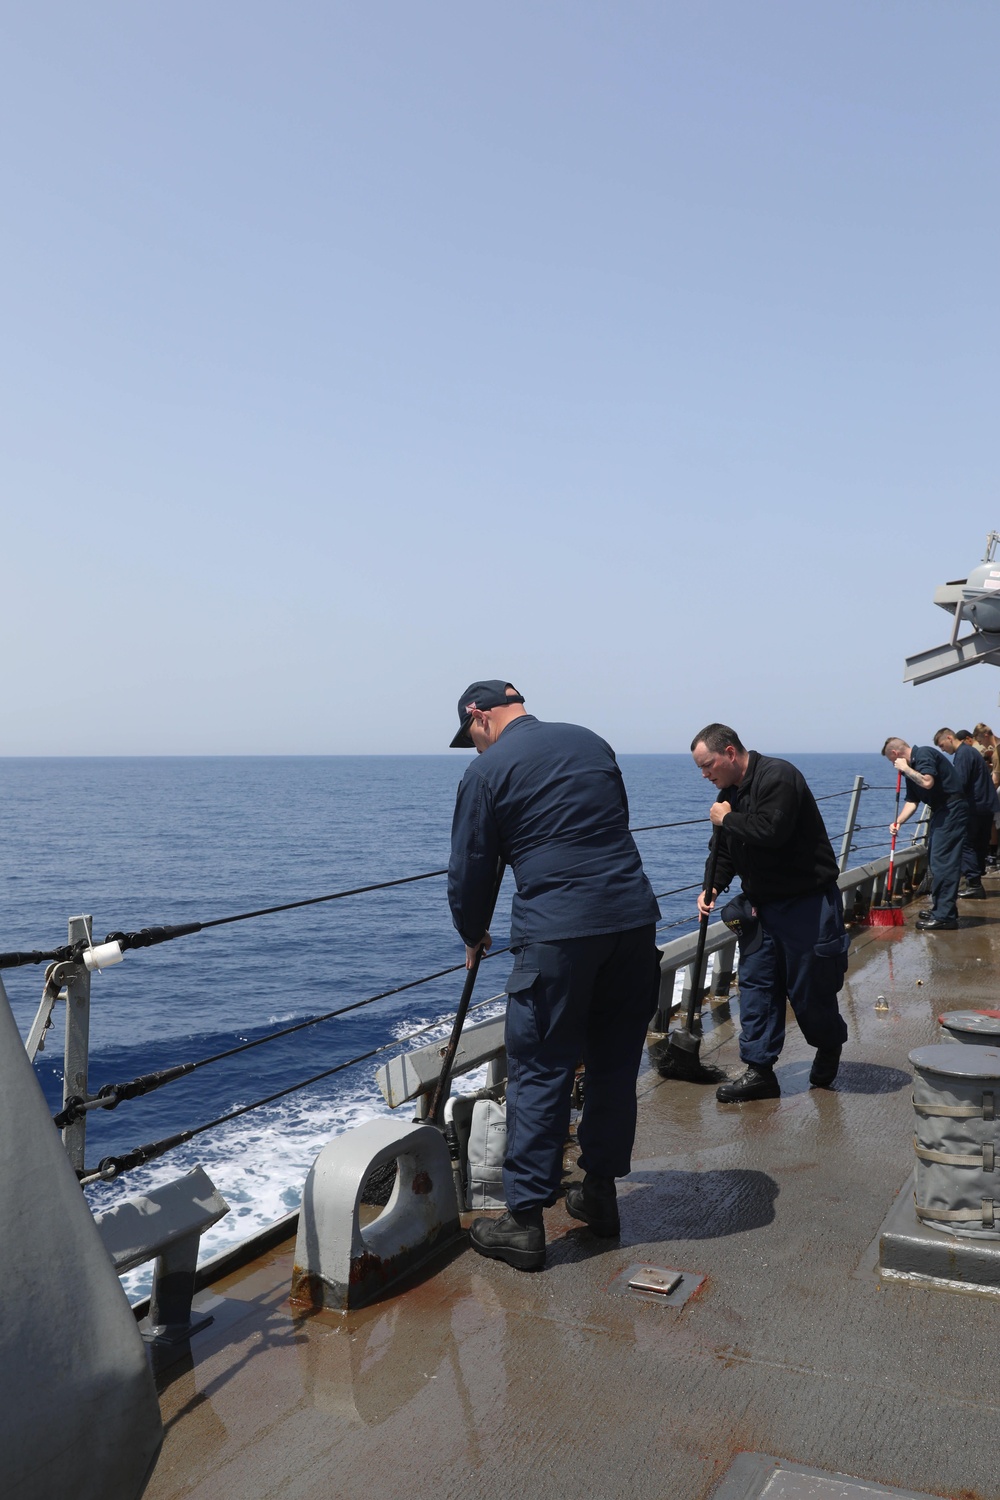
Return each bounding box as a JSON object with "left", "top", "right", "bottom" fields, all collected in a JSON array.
[{"left": 866, "top": 902, "right": 904, "bottom": 927}]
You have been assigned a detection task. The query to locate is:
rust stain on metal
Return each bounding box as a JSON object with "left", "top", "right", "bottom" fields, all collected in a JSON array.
[
  {"left": 288, "top": 1267, "right": 326, "bottom": 1311},
  {"left": 411, "top": 1171, "right": 432, "bottom": 1195}
]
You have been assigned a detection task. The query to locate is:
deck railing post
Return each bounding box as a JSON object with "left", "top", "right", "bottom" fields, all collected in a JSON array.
[
  {"left": 62, "top": 914, "right": 92, "bottom": 1173},
  {"left": 838, "top": 775, "right": 865, "bottom": 874}
]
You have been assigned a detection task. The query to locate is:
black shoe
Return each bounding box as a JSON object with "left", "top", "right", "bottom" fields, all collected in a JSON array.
[
  {"left": 565, "top": 1174, "right": 620, "bottom": 1238},
  {"left": 917, "top": 910, "right": 933, "bottom": 919},
  {"left": 469, "top": 1211, "right": 546, "bottom": 1271},
  {"left": 716, "top": 1063, "right": 780, "bottom": 1103},
  {"left": 958, "top": 884, "right": 987, "bottom": 899},
  {"left": 810, "top": 1046, "right": 842, "bottom": 1088},
  {"left": 915, "top": 916, "right": 958, "bottom": 931}
]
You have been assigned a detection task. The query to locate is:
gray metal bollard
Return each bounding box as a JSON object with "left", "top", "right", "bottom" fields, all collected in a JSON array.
[
  {"left": 909, "top": 1043, "right": 1000, "bottom": 1239},
  {"left": 938, "top": 1011, "right": 1000, "bottom": 1045},
  {"left": 290, "top": 1116, "right": 462, "bottom": 1313}
]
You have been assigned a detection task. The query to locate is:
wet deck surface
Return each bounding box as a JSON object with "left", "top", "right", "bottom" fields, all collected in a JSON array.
[{"left": 145, "top": 898, "right": 1000, "bottom": 1500}]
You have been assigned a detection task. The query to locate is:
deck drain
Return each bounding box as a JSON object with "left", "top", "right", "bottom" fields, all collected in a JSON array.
[{"left": 710, "top": 1454, "right": 948, "bottom": 1500}]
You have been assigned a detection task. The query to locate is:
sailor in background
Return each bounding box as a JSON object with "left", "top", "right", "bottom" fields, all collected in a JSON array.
[
  {"left": 932, "top": 728, "right": 994, "bottom": 898},
  {"left": 881, "top": 736, "right": 968, "bottom": 931},
  {"left": 690, "top": 723, "right": 850, "bottom": 1103},
  {"left": 448, "top": 679, "right": 660, "bottom": 1271}
]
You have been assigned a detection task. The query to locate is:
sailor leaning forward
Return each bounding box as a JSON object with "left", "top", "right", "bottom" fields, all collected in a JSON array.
[
  {"left": 447, "top": 679, "right": 660, "bottom": 1271},
  {"left": 690, "top": 722, "right": 850, "bottom": 1103}
]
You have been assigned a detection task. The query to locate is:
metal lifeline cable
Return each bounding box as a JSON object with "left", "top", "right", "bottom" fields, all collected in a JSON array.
[
  {"left": 54, "top": 947, "right": 513, "bottom": 1129},
  {"left": 3, "top": 786, "right": 870, "bottom": 970},
  {"left": 78, "top": 990, "right": 510, "bottom": 1186},
  {"left": 0, "top": 866, "right": 450, "bottom": 970}
]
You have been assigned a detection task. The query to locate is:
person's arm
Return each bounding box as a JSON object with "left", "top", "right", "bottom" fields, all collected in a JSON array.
[
  {"left": 715, "top": 763, "right": 799, "bottom": 848},
  {"left": 892, "top": 799, "right": 919, "bottom": 833},
  {"left": 698, "top": 820, "right": 735, "bottom": 915},
  {"left": 895, "top": 754, "right": 933, "bottom": 792},
  {"left": 448, "top": 771, "right": 502, "bottom": 962}
]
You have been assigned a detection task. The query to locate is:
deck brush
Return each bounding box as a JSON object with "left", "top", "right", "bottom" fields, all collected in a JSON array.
[
  {"left": 865, "top": 770, "right": 904, "bottom": 927},
  {"left": 657, "top": 833, "right": 727, "bottom": 1084}
]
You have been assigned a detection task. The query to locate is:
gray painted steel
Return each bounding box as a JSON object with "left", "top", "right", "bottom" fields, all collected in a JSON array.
[
  {"left": 909, "top": 1042, "right": 1000, "bottom": 1079},
  {"left": 62, "top": 915, "right": 92, "bottom": 1172},
  {"left": 938, "top": 1010, "right": 1000, "bottom": 1043},
  {"left": 94, "top": 1167, "right": 229, "bottom": 1272},
  {"left": 375, "top": 1014, "right": 505, "bottom": 1107},
  {"left": 711, "top": 1454, "right": 945, "bottom": 1500},
  {"left": 290, "top": 1116, "right": 462, "bottom": 1311},
  {"left": 877, "top": 1171, "right": 1000, "bottom": 1289},
  {"left": 0, "top": 977, "right": 162, "bottom": 1499}
]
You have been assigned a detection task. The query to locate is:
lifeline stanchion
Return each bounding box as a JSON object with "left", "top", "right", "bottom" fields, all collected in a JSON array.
[
  {"left": 655, "top": 832, "right": 727, "bottom": 1085},
  {"left": 427, "top": 859, "right": 506, "bottom": 1127}
]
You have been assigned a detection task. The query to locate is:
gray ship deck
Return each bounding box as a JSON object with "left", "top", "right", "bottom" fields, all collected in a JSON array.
[{"left": 144, "top": 899, "right": 1000, "bottom": 1500}]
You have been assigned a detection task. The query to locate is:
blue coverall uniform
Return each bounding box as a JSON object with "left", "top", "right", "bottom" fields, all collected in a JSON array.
[
  {"left": 448, "top": 715, "right": 660, "bottom": 1214},
  {"left": 904, "top": 746, "right": 968, "bottom": 921},
  {"left": 707, "top": 753, "right": 850, "bottom": 1070},
  {"left": 950, "top": 742, "right": 995, "bottom": 881}
]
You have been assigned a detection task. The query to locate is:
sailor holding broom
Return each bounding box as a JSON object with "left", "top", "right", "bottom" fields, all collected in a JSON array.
[{"left": 690, "top": 723, "right": 850, "bottom": 1102}]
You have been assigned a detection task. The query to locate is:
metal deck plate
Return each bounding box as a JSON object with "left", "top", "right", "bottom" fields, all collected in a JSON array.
[
  {"left": 711, "top": 1454, "right": 946, "bottom": 1500},
  {"left": 609, "top": 1261, "right": 705, "bottom": 1307}
]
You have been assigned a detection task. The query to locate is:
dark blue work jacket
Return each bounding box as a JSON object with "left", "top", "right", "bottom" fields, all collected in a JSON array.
[
  {"left": 906, "top": 746, "right": 963, "bottom": 812},
  {"left": 952, "top": 742, "right": 997, "bottom": 815},
  {"left": 448, "top": 715, "right": 660, "bottom": 947}
]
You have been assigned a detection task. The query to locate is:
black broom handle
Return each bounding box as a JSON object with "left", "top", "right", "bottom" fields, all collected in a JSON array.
[
  {"left": 685, "top": 834, "right": 721, "bottom": 1036},
  {"left": 427, "top": 858, "right": 506, "bottom": 1125}
]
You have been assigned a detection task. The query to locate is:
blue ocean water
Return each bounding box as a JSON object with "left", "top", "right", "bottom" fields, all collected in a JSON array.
[{"left": 1, "top": 752, "right": 902, "bottom": 1292}]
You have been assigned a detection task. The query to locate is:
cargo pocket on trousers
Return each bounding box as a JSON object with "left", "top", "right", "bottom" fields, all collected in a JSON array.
[
  {"left": 504, "top": 966, "right": 541, "bottom": 1054},
  {"left": 813, "top": 935, "right": 850, "bottom": 981}
]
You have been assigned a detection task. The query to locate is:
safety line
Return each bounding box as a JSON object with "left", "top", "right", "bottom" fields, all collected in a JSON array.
[
  {"left": 79, "top": 991, "right": 509, "bottom": 1185},
  {"left": 55, "top": 951, "right": 512, "bottom": 1128}
]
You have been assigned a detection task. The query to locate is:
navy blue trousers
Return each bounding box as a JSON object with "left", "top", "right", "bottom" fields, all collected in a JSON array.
[
  {"left": 735, "top": 884, "right": 849, "bottom": 1069},
  {"left": 502, "top": 924, "right": 660, "bottom": 1213},
  {"left": 961, "top": 809, "right": 993, "bottom": 881},
  {"left": 928, "top": 800, "right": 968, "bottom": 920}
]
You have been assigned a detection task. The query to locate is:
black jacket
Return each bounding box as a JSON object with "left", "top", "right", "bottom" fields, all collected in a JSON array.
[{"left": 704, "top": 751, "right": 839, "bottom": 904}]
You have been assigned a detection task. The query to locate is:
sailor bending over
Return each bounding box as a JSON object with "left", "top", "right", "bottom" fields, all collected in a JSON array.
[
  {"left": 448, "top": 680, "right": 660, "bottom": 1271},
  {"left": 881, "top": 736, "right": 967, "bottom": 931}
]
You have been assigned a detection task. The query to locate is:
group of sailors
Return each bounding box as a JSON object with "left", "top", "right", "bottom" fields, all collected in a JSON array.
[
  {"left": 883, "top": 723, "right": 1000, "bottom": 930},
  {"left": 444, "top": 680, "right": 854, "bottom": 1271}
]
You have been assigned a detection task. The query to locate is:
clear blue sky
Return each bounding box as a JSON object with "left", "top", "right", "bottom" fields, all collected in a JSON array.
[{"left": 2, "top": 2, "right": 998, "bottom": 754}]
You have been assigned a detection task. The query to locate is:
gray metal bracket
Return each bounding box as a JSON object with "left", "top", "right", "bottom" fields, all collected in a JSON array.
[
  {"left": 290, "top": 1116, "right": 462, "bottom": 1313},
  {"left": 94, "top": 1165, "right": 230, "bottom": 1342}
]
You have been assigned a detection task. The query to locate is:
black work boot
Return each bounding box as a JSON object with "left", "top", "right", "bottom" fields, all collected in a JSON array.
[
  {"left": 809, "top": 1046, "right": 842, "bottom": 1088},
  {"left": 469, "top": 1208, "right": 546, "bottom": 1271},
  {"left": 958, "top": 882, "right": 987, "bottom": 899},
  {"left": 715, "top": 1063, "right": 780, "bottom": 1103},
  {"left": 565, "top": 1173, "right": 620, "bottom": 1238}
]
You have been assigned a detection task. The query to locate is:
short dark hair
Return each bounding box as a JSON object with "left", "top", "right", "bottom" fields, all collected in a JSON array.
[
  {"left": 933, "top": 727, "right": 954, "bottom": 746},
  {"left": 881, "top": 736, "right": 907, "bottom": 757},
  {"left": 955, "top": 729, "right": 974, "bottom": 741},
  {"left": 691, "top": 722, "right": 745, "bottom": 754}
]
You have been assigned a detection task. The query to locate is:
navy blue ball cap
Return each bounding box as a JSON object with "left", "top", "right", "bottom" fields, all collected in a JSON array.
[
  {"left": 450, "top": 680, "right": 525, "bottom": 748},
  {"left": 720, "top": 893, "right": 763, "bottom": 956}
]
